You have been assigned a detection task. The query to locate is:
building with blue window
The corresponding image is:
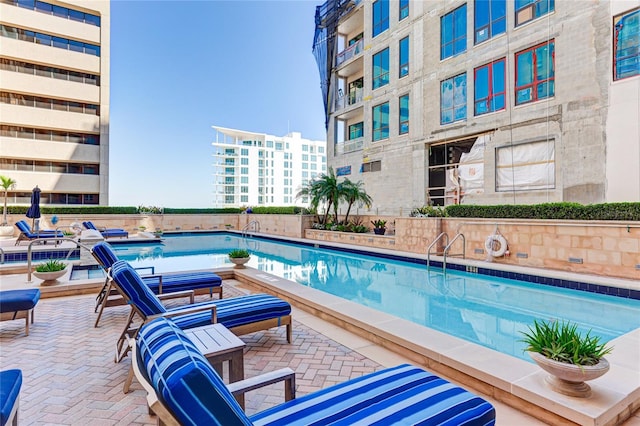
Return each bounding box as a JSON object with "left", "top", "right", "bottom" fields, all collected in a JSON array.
[
  {"left": 0, "top": 0, "right": 110, "bottom": 206},
  {"left": 211, "top": 126, "right": 326, "bottom": 208},
  {"left": 313, "top": 0, "right": 639, "bottom": 213}
]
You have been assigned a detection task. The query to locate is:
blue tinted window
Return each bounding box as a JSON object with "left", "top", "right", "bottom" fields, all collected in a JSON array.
[
  {"left": 614, "top": 8, "right": 640, "bottom": 80},
  {"left": 35, "top": 1, "right": 51, "bottom": 12},
  {"left": 399, "top": 0, "right": 409, "bottom": 20},
  {"left": 399, "top": 95, "right": 409, "bottom": 134},
  {"left": 441, "top": 5, "right": 467, "bottom": 59},
  {"left": 349, "top": 122, "right": 364, "bottom": 139},
  {"left": 516, "top": 0, "right": 554, "bottom": 26},
  {"left": 475, "top": 0, "right": 506, "bottom": 44},
  {"left": 17, "top": 0, "right": 34, "bottom": 9},
  {"left": 515, "top": 40, "right": 554, "bottom": 105},
  {"left": 84, "top": 43, "right": 100, "bottom": 56},
  {"left": 372, "top": 48, "right": 390, "bottom": 89},
  {"left": 372, "top": 102, "right": 390, "bottom": 141},
  {"left": 52, "top": 4, "right": 67, "bottom": 18},
  {"left": 35, "top": 33, "right": 51, "bottom": 46},
  {"left": 69, "top": 9, "right": 84, "bottom": 22},
  {"left": 372, "top": 0, "right": 389, "bottom": 37},
  {"left": 52, "top": 36, "right": 66, "bottom": 49},
  {"left": 474, "top": 58, "right": 506, "bottom": 115},
  {"left": 399, "top": 37, "right": 409, "bottom": 77},
  {"left": 441, "top": 73, "right": 467, "bottom": 124},
  {"left": 69, "top": 40, "right": 83, "bottom": 53}
]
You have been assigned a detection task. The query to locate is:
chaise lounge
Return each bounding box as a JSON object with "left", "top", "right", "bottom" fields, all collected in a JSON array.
[
  {"left": 14, "top": 220, "right": 64, "bottom": 245},
  {"left": 91, "top": 242, "right": 223, "bottom": 327},
  {"left": 109, "top": 260, "right": 292, "bottom": 363},
  {"left": 133, "top": 317, "right": 497, "bottom": 425},
  {"left": 83, "top": 221, "right": 129, "bottom": 239}
]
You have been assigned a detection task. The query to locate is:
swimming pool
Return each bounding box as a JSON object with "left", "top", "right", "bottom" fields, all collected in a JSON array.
[{"left": 106, "top": 233, "right": 640, "bottom": 362}]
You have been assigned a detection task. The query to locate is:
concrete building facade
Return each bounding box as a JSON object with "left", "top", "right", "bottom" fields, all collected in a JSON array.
[
  {"left": 211, "top": 126, "right": 326, "bottom": 208},
  {"left": 313, "top": 0, "right": 640, "bottom": 215},
  {"left": 0, "top": 0, "right": 110, "bottom": 206}
]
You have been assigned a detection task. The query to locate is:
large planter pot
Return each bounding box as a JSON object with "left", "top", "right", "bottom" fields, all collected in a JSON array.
[
  {"left": 373, "top": 228, "right": 386, "bottom": 235},
  {"left": 33, "top": 269, "right": 67, "bottom": 285},
  {"left": 529, "top": 351, "right": 610, "bottom": 398},
  {"left": 229, "top": 257, "right": 250, "bottom": 269}
]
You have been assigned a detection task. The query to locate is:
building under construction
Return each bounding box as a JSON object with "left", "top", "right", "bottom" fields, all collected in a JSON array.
[{"left": 313, "top": 0, "right": 639, "bottom": 214}]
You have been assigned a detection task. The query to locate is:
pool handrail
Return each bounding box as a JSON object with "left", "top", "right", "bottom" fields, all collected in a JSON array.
[
  {"left": 242, "top": 220, "right": 260, "bottom": 237},
  {"left": 443, "top": 232, "right": 466, "bottom": 272},
  {"left": 26, "top": 237, "right": 93, "bottom": 282},
  {"left": 426, "top": 232, "right": 448, "bottom": 270}
]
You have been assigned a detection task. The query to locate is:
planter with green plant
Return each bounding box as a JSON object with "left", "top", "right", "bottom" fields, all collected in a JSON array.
[
  {"left": 33, "top": 259, "right": 68, "bottom": 284},
  {"left": 371, "top": 219, "right": 387, "bottom": 235},
  {"left": 228, "top": 248, "right": 250, "bottom": 268},
  {"left": 520, "top": 319, "right": 613, "bottom": 397}
]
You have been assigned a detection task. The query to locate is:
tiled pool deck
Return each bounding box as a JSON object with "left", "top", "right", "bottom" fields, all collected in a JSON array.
[{"left": 1, "top": 239, "right": 639, "bottom": 425}]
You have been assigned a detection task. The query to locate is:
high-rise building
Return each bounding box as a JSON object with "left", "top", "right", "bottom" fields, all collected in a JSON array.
[
  {"left": 0, "top": 0, "right": 110, "bottom": 206},
  {"left": 313, "top": 0, "right": 640, "bottom": 214},
  {"left": 211, "top": 126, "right": 326, "bottom": 208}
]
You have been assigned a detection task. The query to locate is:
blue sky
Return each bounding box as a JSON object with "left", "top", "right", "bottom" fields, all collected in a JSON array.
[{"left": 109, "top": 0, "right": 325, "bottom": 208}]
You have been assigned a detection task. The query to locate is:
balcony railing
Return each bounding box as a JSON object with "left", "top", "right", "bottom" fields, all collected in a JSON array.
[
  {"left": 334, "top": 87, "right": 363, "bottom": 111},
  {"left": 335, "top": 137, "right": 364, "bottom": 155},
  {"left": 335, "top": 38, "right": 364, "bottom": 67}
]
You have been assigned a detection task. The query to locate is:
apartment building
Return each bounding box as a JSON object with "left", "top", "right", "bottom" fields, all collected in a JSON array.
[
  {"left": 313, "top": 0, "right": 640, "bottom": 214},
  {"left": 211, "top": 126, "right": 326, "bottom": 208},
  {"left": 0, "top": 0, "right": 110, "bottom": 206}
]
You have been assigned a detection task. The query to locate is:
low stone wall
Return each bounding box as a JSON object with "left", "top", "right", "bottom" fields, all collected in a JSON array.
[{"left": 5, "top": 213, "right": 639, "bottom": 280}]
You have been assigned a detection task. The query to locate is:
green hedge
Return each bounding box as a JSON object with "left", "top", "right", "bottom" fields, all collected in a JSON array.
[
  {"left": 248, "top": 206, "right": 307, "bottom": 214},
  {"left": 443, "top": 202, "right": 640, "bottom": 221},
  {"left": 7, "top": 206, "right": 138, "bottom": 214}
]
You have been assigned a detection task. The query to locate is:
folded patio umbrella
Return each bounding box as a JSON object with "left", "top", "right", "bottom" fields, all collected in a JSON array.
[{"left": 25, "top": 186, "right": 41, "bottom": 230}]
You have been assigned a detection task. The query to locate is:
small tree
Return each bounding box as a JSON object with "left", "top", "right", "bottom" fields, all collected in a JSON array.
[
  {"left": 0, "top": 175, "right": 16, "bottom": 226},
  {"left": 341, "top": 179, "right": 372, "bottom": 224}
]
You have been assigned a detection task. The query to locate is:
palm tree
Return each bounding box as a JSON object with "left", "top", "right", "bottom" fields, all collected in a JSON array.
[
  {"left": 0, "top": 175, "right": 16, "bottom": 226},
  {"left": 295, "top": 179, "right": 322, "bottom": 223},
  {"left": 341, "top": 179, "right": 372, "bottom": 224},
  {"left": 314, "top": 167, "right": 340, "bottom": 225}
]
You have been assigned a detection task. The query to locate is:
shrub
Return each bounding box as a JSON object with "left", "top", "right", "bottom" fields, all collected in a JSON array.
[
  {"left": 520, "top": 319, "right": 613, "bottom": 366},
  {"left": 35, "top": 259, "right": 66, "bottom": 272},
  {"left": 228, "top": 249, "right": 250, "bottom": 258}
]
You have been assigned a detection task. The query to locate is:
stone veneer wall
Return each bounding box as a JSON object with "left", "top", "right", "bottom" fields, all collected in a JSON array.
[{"left": 6, "top": 214, "right": 639, "bottom": 280}]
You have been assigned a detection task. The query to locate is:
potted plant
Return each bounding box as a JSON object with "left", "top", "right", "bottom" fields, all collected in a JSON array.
[
  {"left": 520, "top": 319, "right": 613, "bottom": 398},
  {"left": 33, "top": 259, "right": 68, "bottom": 284},
  {"left": 0, "top": 175, "right": 16, "bottom": 238},
  {"left": 154, "top": 228, "right": 163, "bottom": 238},
  {"left": 371, "top": 219, "right": 387, "bottom": 235},
  {"left": 228, "top": 248, "right": 250, "bottom": 268}
]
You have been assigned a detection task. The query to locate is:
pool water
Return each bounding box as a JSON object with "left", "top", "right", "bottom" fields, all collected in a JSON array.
[{"left": 108, "top": 234, "right": 640, "bottom": 362}]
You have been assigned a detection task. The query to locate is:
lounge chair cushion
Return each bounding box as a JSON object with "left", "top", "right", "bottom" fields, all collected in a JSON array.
[
  {"left": 83, "top": 221, "right": 128, "bottom": 238},
  {"left": 92, "top": 242, "right": 222, "bottom": 295},
  {"left": 138, "top": 318, "right": 251, "bottom": 424},
  {"left": 111, "top": 260, "right": 290, "bottom": 329},
  {"left": 15, "top": 220, "right": 64, "bottom": 238},
  {"left": 0, "top": 369, "right": 22, "bottom": 426},
  {"left": 0, "top": 289, "right": 40, "bottom": 314},
  {"left": 138, "top": 318, "right": 496, "bottom": 426}
]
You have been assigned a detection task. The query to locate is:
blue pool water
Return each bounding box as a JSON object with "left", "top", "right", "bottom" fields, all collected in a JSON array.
[{"left": 104, "top": 233, "right": 640, "bottom": 362}]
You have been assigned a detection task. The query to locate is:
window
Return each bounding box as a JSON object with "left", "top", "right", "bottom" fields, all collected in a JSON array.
[
  {"left": 441, "top": 5, "right": 467, "bottom": 59},
  {"left": 240, "top": 158, "right": 249, "bottom": 165},
  {"left": 399, "top": 95, "right": 409, "bottom": 134},
  {"left": 361, "top": 160, "right": 382, "bottom": 173},
  {"left": 496, "top": 140, "right": 555, "bottom": 191},
  {"left": 399, "top": 37, "right": 409, "bottom": 77},
  {"left": 241, "top": 167, "right": 249, "bottom": 174},
  {"left": 372, "top": 48, "right": 390, "bottom": 89},
  {"left": 474, "top": 58, "right": 506, "bottom": 115},
  {"left": 515, "top": 40, "right": 554, "bottom": 105},
  {"left": 266, "top": 140, "right": 273, "bottom": 148},
  {"left": 515, "top": 0, "right": 554, "bottom": 26},
  {"left": 302, "top": 154, "right": 309, "bottom": 161},
  {"left": 241, "top": 176, "right": 248, "bottom": 183},
  {"left": 241, "top": 148, "right": 248, "bottom": 156},
  {"left": 349, "top": 122, "right": 364, "bottom": 139},
  {"left": 318, "top": 147, "right": 325, "bottom": 153},
  {"left": 372, "top": 102, "right": 389, "bottom": 141},
  {"left": 441, "top": 73, "right": 467, "bottom": 124},
  {"left": 372, "top": 0, "right": 389, "bottom": 37},
  {"left": 474, "top": 0, "right": 506, "bottom": 44},
  {"left": 614, "top": 8, "right": 640, "bottom": 80},
  {"left": 302, "top": 144, "right": 309, "bottom": 151},
  {"left": 399, "top": 0, "right": 409, "bottom": 20}
]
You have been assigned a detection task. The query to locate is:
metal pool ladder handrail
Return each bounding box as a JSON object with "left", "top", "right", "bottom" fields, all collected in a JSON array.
[
  {"left": 426, "top": 232, "right": 448, "bottom": 270},
  {"left": 26, "top": 237, "right": 93, "bottom": 282},
  {"left": 443, "top": 232, "right": 466, "bottom": 272},
  {"left": 242, "top": 220, "right": 260, "bottom": 238},
  {"left": 0, "top": 247, "right": 4, "bottom": 264}
]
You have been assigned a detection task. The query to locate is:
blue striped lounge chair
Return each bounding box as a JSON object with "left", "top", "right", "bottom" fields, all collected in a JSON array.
[
  {"left": 132, "top": 317, "right": 496, "bottom": 426},
  {"left": 0, "top": 369, "right": 22, "bottom": 426},
  {"left": 91, "top": 242, "right": 223, "bottom": 327},
  {"left": 82, "top": 221, "right": 129, "bottom": 239},
  {"left": 109, "top": 260, "right": 292, "bottom": 363},
  {"left": 14, "top": 220, "right": 64, "bottom": 245}
]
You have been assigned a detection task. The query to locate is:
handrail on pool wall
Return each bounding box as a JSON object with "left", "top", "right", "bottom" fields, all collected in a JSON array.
[{"left": 26, "top": 237, "right": 93, "bottom": 282}]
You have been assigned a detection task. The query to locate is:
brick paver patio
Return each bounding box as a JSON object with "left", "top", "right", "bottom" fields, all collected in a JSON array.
[{"left": 0, "top": 282, "right": 380, "bottom": 425}]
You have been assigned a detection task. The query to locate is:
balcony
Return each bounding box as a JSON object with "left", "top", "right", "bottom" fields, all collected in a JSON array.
[
  {"left": 334, "top": 87, "right": 363, "bottom": 112},
  {"left": 336, "top": 38, "right": 364, "bottom": 68},
  {"left": 335, "top": 137, "right": 364, "bottom": 155}
]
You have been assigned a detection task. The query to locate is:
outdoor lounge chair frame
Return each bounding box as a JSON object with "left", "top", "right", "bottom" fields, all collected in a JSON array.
[{"left": 14, "top": 220, "right": 63, "bottom": 245}]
